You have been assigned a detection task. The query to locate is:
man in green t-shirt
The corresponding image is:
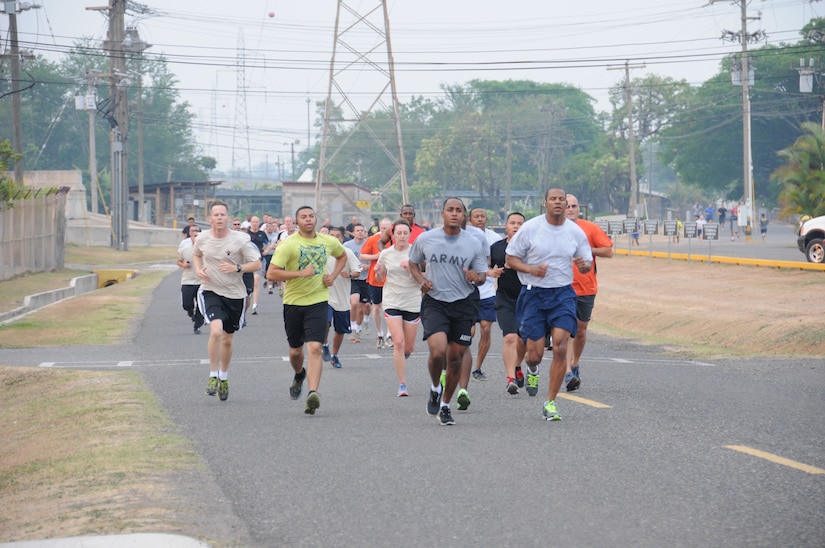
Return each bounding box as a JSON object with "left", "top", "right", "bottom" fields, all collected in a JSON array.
[{"left": 267, "top": 206, "right": 347, "bottom": 415}]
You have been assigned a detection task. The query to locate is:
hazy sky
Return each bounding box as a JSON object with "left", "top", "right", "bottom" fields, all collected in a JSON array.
[{"left": 6, "top": 0, "right": 823, "bottom": 173}]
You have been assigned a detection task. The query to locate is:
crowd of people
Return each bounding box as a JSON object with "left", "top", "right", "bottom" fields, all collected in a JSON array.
[{"left": 177, "top": 190, "right": 615, "bottom": 425}]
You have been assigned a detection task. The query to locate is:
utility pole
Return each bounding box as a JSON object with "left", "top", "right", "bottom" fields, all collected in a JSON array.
[
  {"left": 2, "top": 2, "right": 41, "bottom": 184},
  {"left": 95, "top": 0, "right": 129, "bottom": 250},
  {"left": 123, "top": 26, "right": 150, "bottom": 223},
  {"left": 712, "top": 0, "right": 763, "bottom": 239},
  {"left": 608, "top": 61, "right": 645, "bottom": 218}
]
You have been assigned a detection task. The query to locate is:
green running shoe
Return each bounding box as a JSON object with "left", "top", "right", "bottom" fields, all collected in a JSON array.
[
  {"left": 218, "top": 379, "right": 229, "bottom": 401},
  {"left": 305, "top": 391, "right": 320, "bottom": 415},
  {"left": 526, "top": 368, "right": 540, "bottom": 397},
  {"left": 542, "top": 400, "right": 561, "bottom": 421},
  {"left": 206, "top": 376, "right": 219, "bottom": 396},
  {"left": 456, "top": 388, "right": 471, "bottom": 411}
]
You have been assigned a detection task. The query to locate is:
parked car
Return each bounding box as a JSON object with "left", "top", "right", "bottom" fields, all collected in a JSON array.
[{"left": 797, "top": 215, "right": 825, "bottom": 263}]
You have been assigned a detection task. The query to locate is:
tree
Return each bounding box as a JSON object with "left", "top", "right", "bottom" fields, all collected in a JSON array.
[
  {"left": 773, "top": 121, "right": 825, "bottom": 218},
  {"left": 659, "top": 21, "right": 825, "bottom": 206}
]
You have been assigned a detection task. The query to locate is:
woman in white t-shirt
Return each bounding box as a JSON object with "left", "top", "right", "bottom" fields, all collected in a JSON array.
[{"left": 375, "top": 219, "right": 421, "bottom": 397}]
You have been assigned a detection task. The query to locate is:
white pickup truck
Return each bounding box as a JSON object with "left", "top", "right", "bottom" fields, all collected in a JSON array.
[{"left": 797, "top": 215, "right": 825, "bottom": 263}]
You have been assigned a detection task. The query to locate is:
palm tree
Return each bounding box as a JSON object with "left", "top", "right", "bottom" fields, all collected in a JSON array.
[{"left": 773, "top": 121, "right": 825, "bottom": 218}]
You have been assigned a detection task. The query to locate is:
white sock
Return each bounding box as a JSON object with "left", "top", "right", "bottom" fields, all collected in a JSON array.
[
  {"left": 431, "top": 384, "right": 441, "bottom": 394},
  {"left": 210, "top": 371, "right": 219, "bottom": 378},
  {"left": 527, "top": 365, "right": 539, "bottom": 375},
  {"left": 364, "top": 317, "right": 370, "bottom": 325},
  {"left": 218, "top": 371, "right": 228, "bottom": 381}
]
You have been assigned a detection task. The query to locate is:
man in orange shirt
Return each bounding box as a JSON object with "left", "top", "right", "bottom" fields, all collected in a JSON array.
[
  {"left": 564, "top": 194, "right": 613, "bottom": 391},
  {"left": 360, "top": 217, "right": 393, "bottom": 349}
]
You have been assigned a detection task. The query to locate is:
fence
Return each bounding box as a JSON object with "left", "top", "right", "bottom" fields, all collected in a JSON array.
[{"left": 0, "top": 187, "right": 68, "bottom": 281}]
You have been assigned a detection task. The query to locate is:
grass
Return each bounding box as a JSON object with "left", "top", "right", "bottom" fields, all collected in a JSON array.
[
  {"left": 0, "top": 270, "right": 169, "bottom": 348},
  {"left": 0, "top": 366, "right": 205, "bottom": 543}
]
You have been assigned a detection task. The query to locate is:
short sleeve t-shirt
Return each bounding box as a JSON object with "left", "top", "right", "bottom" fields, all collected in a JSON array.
[
  {"left": 192, "top": 229, "right": 262, "bottom": 299},
  {"left": 408, "top": 228, "right": 487, "bottom": 303},
  {"left": 361, "top": 233, "right": 385, "bottom": 287},
  {"left": 177, "top": 238, "right": 199, "bottom": 286},
  {"left": 571, "top": 219, "right": 613, "bottom": 296},
  {"left": 505, "top": 216, "right": 592, "bottom": 289},
  {"left": 326, "top": 247, "right": 361, "bottom": 311},
  {"left": 377, "top": 245, "right": 421, "bottom": 313},
  {"left": 344, "top": 238, "right": 369, "bottom": 281},
  {"left": 273, "top": 232, "right": 345, "bottom": 306}
]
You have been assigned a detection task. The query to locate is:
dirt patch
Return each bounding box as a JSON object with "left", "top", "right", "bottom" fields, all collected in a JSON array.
[{"left": 593, "top": 255, "right": 824, "bottom": 358}]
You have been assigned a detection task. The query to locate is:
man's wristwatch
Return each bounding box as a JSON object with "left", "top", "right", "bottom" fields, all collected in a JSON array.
[{"left": 236, "top": 264, "right": 242, "bottom": 273}]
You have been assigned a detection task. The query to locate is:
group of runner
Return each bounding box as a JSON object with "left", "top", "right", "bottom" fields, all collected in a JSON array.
[{"left": 179, "top": 187, "right": 613, "bottom": 424}]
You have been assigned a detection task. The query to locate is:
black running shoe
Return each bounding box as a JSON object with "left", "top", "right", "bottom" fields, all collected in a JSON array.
[
  {"left": 290, "top": 368, "right": 306, "bottom": 400},
  {"left": 427, "top": 389, "right": 441, "bottom": 415},
  {"left": 439, "top": 406, "right": 455, "bottom": 425}
]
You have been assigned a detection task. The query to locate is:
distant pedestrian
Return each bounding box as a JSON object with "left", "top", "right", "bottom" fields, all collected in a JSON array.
[
  {"left": 760, "top": 213, "right": 769, "bottom": 241},
  {"left": 177, "top": 225, "right": 204, "bottom": 334}
]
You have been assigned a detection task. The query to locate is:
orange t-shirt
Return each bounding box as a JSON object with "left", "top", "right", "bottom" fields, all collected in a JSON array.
[
  {"left": 572, "top": 219, "right": 613, "bottom": 296},
  {"left": 362, "top": 233, "right": 385, "bottom": 287}
]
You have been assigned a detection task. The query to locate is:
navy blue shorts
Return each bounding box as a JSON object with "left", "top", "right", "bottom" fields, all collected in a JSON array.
[
  {"left": 477, "top": 296, "right": 496, "bottom": 323},
  {"left": 516, "top": 285, "right": 578, "bottom": 342},
  {"left": 368, "top": 284, "right": 383, "bottom": 305},
  {"left": 327, "top": 305, "right": 352, "bottom": 335}
]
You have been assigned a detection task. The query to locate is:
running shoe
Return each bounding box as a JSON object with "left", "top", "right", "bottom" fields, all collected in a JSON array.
[
  {"left": 525, "top": 368, "right": 539, "bottom": 397},
  {"left": 572, "top": 366, "right": 581, "bottom": 387},
  {"left": 289, "top": 368, "right": 306, "bottom": 400},
  {"left": 305, "top": 391, "right": 320, "bottom": 415},
  {"left": 218, "top": 379, "right": 229, "bottom": 401},
  {"left": 350, "top": 331, "right": 361, "bottom": 343},
  {"left": 385, "top": 334, "right": 394, "bottom": 348},
  {"left": 439, "top": 406, "right": 455, "bottom": 425},
  {"left": 278, "top": 287, "right": 284, "bottom": 297},
  {"left": 456, "top": 388, "right": 471, "bottom": 411},
  {"left": 362, "top": 321, "right": 370, "bottom": 335},
  {"left": 206, "top": 376, "right": 219, "bottom": 396},
  {"left": 506, "top": 377, "right": 518, "bottom": 394},
  {"left": 542, "top": 400, "right": 561, "bottom": 421},
  {"left": 268, "top": 285, "right": 274, "bottom": 294},
  {"left": 321, "top": 344, "right": 331, "bottom": 362},
  {"left": 565, "top": 372, "right": 581, "bottom": 392},
  {"left": 472, "top": 369, "right": 487, "bottom": 381},
  {"left": 194, "top": 327, "right": 201, "bottom": 335},
  {"left": 427, "top": 389, "right": 441, "bottom": 415},
  {"left": 515, "top": 366, "right": 525, "bottom": 388},
  {"left": 397, "top": 383, "right": 408, "bottom": 397},
  {"left": 330, "top": 355, "right": 342, "bottom": 369},
  {"left": 251, "top": 304, "right": 258, "bottom": 315},
  {"left": 376, "top": 336, "right": 384, "bottom": 349}
]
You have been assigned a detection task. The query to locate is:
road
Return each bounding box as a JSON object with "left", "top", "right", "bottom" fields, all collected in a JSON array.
[{"left": 3, "top": 229, "right": 824, "bottom": 547}]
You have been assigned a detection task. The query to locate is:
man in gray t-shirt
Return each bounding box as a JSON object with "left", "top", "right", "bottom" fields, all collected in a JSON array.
[{"left": 408, "top": 198, "right": 487, "bottom": 426}]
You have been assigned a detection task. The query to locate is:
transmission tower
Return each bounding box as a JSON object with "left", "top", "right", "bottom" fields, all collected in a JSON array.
[
  {"left": 315, "top": 0, "right": 409, "bottom": 217},
  {"left": 232, "top": 29, "right": 252, "bottom": 178}
]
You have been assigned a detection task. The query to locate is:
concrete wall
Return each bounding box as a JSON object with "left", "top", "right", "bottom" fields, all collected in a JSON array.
[{"left": 0, "top": 273, "right": 98, "bottom": 325}]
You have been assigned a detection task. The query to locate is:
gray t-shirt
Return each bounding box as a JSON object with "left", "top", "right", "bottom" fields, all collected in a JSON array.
[
  {"left": 505, "top": 216, "right": 592, "bottom": 288},
  {"left": 408, "top": 228, "right": 487, "bottom": 303},
  {"left": 344, "top": 238, "right": 369, "bottom": 281}
]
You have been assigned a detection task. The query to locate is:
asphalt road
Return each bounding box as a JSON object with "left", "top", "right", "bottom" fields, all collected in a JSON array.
[{"left": 3, "top": 229, "right": 823, "bottom": 547}]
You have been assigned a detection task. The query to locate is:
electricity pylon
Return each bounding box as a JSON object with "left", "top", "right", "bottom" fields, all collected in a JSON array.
[{"left": 315, "top": 0, "right": 409, "bottom": 217}]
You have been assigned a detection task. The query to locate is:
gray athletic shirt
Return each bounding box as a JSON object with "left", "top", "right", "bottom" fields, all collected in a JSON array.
[
  {"left": 344, "top": 238, "right": 369, "bottom": 280},
  {"left": 408, "top": 227, "right": 487, "bottom": 303}
]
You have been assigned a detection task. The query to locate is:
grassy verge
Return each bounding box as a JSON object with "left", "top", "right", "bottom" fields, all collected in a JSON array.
[
  {"left": 0, "top": 366, "right": 208, "bottom": 543},
  {"left": 0, "top": 270, "right": 169, "bottom": 348}
]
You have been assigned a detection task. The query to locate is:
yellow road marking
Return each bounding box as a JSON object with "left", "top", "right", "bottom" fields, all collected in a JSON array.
[
  {"left": 557, "top": 393, "right": 612, "bottom": 409},
  {"left": 724, "top": 445, "right": 825, "bottom": 475}
]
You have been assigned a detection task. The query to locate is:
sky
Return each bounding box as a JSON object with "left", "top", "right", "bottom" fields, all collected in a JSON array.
[{"left": 4, "top": 0, "right": 824, "bottom": 174}]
